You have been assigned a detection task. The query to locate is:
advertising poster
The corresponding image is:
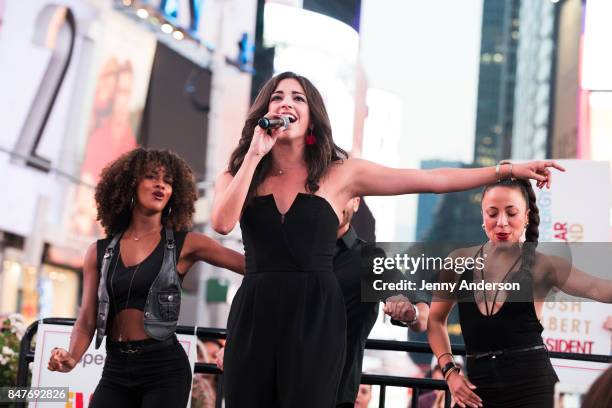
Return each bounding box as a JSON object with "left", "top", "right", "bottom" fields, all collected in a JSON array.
[
  {"left": 66, "top": 10, "right": 156, "bottom": 244},
  {"left": 0, "top": 0, "right": 96, "bottom": 236},
  {"left": 537, "top": 160, "right": 612, "bottom": 389},
  {"left": 30, "top": 323, "right": 197, "bottom": 408}
]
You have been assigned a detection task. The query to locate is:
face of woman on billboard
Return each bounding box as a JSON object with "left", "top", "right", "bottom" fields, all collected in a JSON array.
[
  {"left": 268, "top": 78, "right": 310, "bottom": 141},
  {"left": 481, "top": 186, "right": 529, "bottom": 244}
]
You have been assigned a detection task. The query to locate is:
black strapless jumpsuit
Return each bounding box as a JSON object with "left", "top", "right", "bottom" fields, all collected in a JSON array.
[{"left": 223, "top": 193, "right": 347, "bottom": 407}]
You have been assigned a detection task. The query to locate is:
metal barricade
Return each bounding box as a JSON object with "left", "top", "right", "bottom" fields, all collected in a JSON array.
[{"left": 16, "top": 318, "right": 612, "bottom": 408}]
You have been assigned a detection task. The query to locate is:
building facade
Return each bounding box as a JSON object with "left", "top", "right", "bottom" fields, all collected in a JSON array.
[{"left": 474, "top": 0, "right": 520, "bottom": 166}]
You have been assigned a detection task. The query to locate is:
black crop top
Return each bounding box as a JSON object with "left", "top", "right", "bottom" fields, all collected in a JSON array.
[{"left": 96, "top": 230, "right": 188, "bottom": 324}]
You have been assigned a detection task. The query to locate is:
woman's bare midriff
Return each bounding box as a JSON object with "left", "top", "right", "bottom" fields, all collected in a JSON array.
[{"left": 108, "top": 308, "right": 150, "bottom": 341}]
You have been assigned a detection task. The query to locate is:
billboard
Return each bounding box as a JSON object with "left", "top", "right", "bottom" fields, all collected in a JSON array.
[
  {"left": 263, "top": 2, "right": 359, "bottom": 152},
  {"left": 30, "top": 323, "right": 197, "bottom": 408},
  {"left": 537, "top": 160, "right": 612, "bottom": 390},
  {"left": 0, "top": 0, "right": 98, "bottom": 237},
  {"left": 65, "top": 10, "right": 156, "bottom": 246},
  {"left": 578, "top": 0, "right": 612, "bottom": 163}
]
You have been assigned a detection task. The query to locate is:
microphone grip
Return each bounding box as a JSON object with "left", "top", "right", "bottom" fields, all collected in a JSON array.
[
  {"left": 258, "top": 117, "right": 273, "bottom": 129},
  {"left": 257, "top": 116, "right": 289, "bottom": 129}
]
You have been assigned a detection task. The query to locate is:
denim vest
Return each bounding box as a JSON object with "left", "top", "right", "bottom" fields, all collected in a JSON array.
[{"left": 95, "top": 229, "right": 182, "bottom": 349}]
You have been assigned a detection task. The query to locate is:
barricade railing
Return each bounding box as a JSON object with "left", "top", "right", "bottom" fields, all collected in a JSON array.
[{"left": 16, "top": 318, "right": 612, "bottom": 408}]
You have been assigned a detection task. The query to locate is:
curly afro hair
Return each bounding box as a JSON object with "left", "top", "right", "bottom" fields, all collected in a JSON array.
[{"left": 95, "top": 148, "right": 197, "bottom": 235}]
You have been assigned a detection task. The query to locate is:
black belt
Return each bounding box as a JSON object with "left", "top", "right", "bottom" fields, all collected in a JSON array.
[
  {"left": 466, "top": 344, "right": 547, "bottom": 360},
  {"left": 106, "top": 336, "right": 177, "bottom": 355}
]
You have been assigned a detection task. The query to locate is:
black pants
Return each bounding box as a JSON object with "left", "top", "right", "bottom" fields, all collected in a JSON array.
[
  {"left": 90, "top": 337, "right": 192, "bottom": 408},
  {"left": 223, "top": 272, "right": 347, "bottom": 408},
  {"left": 466, "top": 348, "right": 558, "bottom": 408}
]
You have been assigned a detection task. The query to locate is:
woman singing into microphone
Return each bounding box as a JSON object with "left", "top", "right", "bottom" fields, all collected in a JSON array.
[{"left": 212, "top": 71, "right": 563, "bottom": 407}]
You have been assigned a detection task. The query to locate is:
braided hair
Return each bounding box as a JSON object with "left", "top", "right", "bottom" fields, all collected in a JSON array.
[{"left": 482, "top": 178, "right": 540, "bottom": 274}]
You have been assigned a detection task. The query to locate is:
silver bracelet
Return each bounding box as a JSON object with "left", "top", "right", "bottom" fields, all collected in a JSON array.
[{"left": 499, "top": 159, "right": 513, "bottom": 180}]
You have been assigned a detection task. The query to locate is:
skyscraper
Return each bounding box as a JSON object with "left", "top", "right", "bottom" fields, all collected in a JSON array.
[
  {"left": 422, "top": 0, "right": 521, "bottom": 245},
  {"left": 473, "top": 0, "right": 521, "bottom": 165},
  {"left": 415, "top": 160, "right": 462, "bottom": 241},
  {"left": 421, "top": 163, "right": 486, "bottom": 244},
  {"left": 512, "top": 0, "right": 558, "bottom": 160},
  {"left": 551, "top": 0, "right": 581, "bottom": 160}
]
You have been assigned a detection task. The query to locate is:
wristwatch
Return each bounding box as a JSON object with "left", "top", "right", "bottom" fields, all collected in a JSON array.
[{"left": 441, "top": 361, "right": 460, "bottom": 380}]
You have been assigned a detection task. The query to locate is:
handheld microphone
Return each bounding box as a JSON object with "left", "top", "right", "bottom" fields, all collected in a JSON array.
[{"left": 258, "top": 116, "right": 290, "bottom": 130}]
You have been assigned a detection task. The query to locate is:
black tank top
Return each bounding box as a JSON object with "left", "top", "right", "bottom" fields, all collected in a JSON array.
[
  {"left": 96, "top": 230, "right": 188, "bottom": 324},
  {"left": 240, "top": 193, "right": 338, "bottom": 273},
  {"left": 457, "top": 248, "right": 544, "bottom": 353}
]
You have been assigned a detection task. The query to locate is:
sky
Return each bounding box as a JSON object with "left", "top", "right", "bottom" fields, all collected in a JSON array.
[{"left": 359, "top": 0, "right": 484, "bottom": 240}]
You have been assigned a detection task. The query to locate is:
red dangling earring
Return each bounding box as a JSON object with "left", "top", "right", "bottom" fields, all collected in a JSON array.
[{"left": 305, "top": 128, "right": 317, "bottom": 145}]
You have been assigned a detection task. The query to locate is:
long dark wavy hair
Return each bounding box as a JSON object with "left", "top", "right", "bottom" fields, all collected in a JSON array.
[
  {"left": 482, "top": 178, "right": 540, "bottom": 274},
  {"left": 227, "top": 72, "right": 348, "bottom": 197},
  {"left": 95, "top": 148, "right": 197, "bottom": 235}
]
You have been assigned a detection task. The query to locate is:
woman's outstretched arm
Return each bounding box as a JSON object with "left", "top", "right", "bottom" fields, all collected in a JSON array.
[
  {"left": 344, "top": 158, "right": 564, "bottom": 197},
  {"left": 546, "top": 254, "right": 612, "bottom": 303}
]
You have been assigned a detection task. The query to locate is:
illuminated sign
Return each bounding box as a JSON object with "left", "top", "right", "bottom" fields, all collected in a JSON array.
[
  {"left": 263, "top": 3, "right": 359, "bottom": 151},
  {"left": 140, "top": 0, "right": 204, "bottom": 34},
  {"left": 582, "top": 0, "right": 612, "bottom": 90}
]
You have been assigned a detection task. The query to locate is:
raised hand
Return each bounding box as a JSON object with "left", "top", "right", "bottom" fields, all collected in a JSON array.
[
  {"left": 248, "top": 113, "right": 287, "bottom": 157},
  {"left": 512, "top": 160, "right": 565, "bottom": 189},
  {"left": 47, "top": 347, "right": 77, "bottom": 373}
]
